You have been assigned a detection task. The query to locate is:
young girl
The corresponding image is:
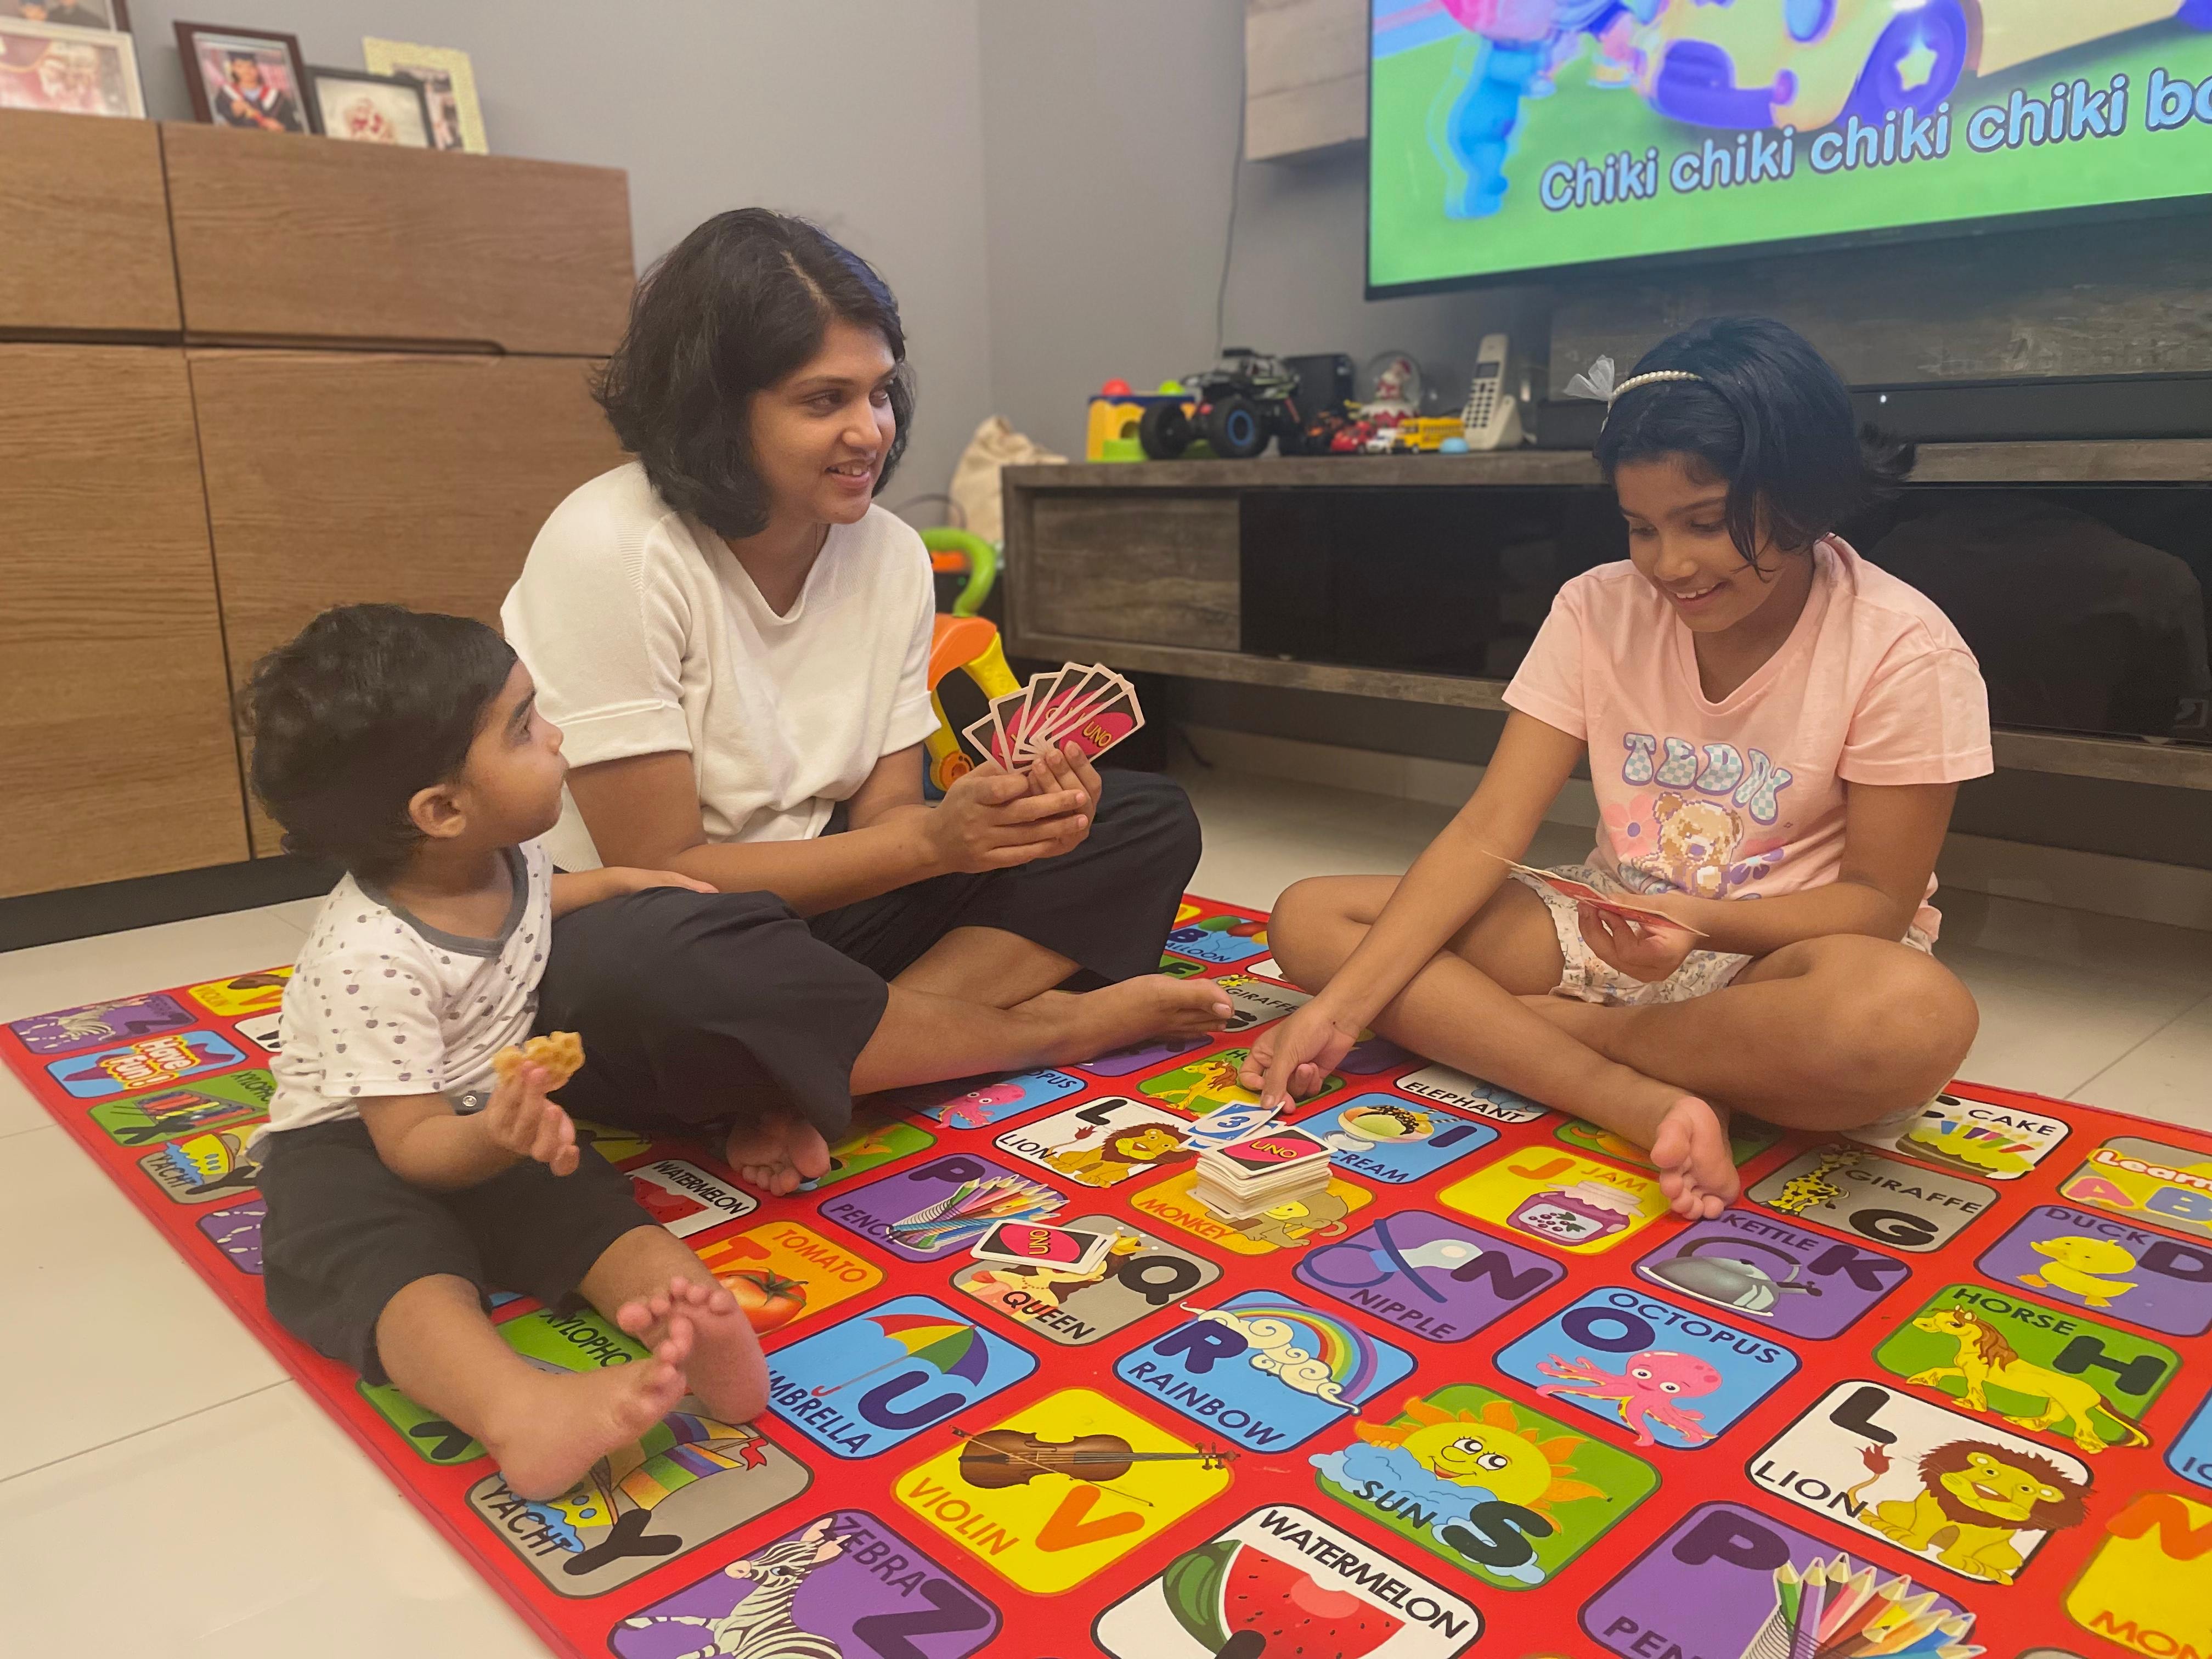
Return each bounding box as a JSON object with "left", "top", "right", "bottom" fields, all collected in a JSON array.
[{"left": 1246, "top": 317, "right": 1990, "bottom": 1220}]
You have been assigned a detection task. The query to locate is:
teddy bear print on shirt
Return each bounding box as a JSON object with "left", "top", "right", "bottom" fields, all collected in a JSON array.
[{"left": 1621, "top": 792, "right": 1746, "bottom": 897}]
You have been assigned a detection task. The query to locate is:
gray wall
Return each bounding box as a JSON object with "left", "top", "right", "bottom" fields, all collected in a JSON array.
[
  {"left": 975, "top": 0, "right": 1547, "bottom": 463},
  {"left": 122, "top": 0, "right": 996, "bottom": 502}
]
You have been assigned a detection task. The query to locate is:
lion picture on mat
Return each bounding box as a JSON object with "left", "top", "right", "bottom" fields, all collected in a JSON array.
[
  {"left": 1852, "top": 1439, "right": 2089, "bottom": 1584},
  {"left": 1043, "top": 1122, "right": 1194, "bottom": 1188}
]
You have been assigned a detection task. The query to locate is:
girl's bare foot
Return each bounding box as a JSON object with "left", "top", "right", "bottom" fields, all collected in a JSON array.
[
  {"left": 1646, "top": 1095, "right": 1736, "bottom": 1220},
  {"left": 1021, "top": 973, "right": 1231, "bottom": 1066},
  {"left": 615, "top": 1275, "right": 769, "bottom": 1426},
  {"left": 723, "top": 1112, "right": 829, "bottom": 1195},
  {"left": 1518, "top": 994, "right": 1738, "bottom": 1218},
  {"left": 483, "top": 1324, "right": 691, "bottom": 1500}
]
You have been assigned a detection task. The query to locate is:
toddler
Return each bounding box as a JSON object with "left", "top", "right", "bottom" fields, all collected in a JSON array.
[{"left": 244, "top": 604, "right": 768, "bottom": 1500}]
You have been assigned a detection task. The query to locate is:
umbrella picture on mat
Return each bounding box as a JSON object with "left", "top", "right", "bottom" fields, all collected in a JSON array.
[{"left": 810, "top": 1312, "right": 988, "bottom": 1397}]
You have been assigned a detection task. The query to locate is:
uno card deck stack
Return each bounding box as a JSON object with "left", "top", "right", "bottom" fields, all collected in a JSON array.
[
  {"left": 1193, "top": 1124, "right": 1335, "bottom": 1222},
  {"left": 963, "top": 661, "right": 1146, "bottom": 769}
]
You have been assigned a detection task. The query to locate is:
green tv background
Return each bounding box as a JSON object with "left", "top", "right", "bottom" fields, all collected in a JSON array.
[{"left": 1370, "top": 9, "right": 2212, "bottom": 292}]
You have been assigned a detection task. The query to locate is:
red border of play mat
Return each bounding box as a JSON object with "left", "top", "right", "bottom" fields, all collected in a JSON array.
[{"left": 8, "top": 891, "right": 2210, "bottom": 1658}]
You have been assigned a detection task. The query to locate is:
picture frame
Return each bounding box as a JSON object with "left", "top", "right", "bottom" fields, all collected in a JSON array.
[
  {"left": 0, "top": 16, "right": 142, "bottom": 117},
  {"left": 361, "top": 37, "right": 484, "bottom": 154},
  {"left": 2, "top": 1, "right": 129, "bottom": 29},
  {"left": 307, "top": 64, "right": 432, "bottom": 149},
  {"left": 174, "top": 22, "right": 311, "bottom": 135}
]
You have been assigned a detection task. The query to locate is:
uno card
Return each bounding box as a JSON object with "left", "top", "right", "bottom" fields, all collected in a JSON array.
[
  {"left": 1179, "top": 1102, "right": 1283, "bottom": 1152},
  {"left": 1499, "top": 857, "right": 1705, "bottom": 935},
  {"left": 985, "top": 684, "right": 1033, "bottom": 763},
  {"left": 1216, "top": 1126, "right": 1331, "bottom": 1172},
  {"left": 1053, "top": 680, "right": 1144, "bottom": 763},
  {"left": 1030, "top": 667, "right": 1118, "bottom": 754},
  {"left": 962, "top": 709, "right": 1010, "bottom": 769},
  {"left": 969, "top": 1220, "right": 1113, "bottom": 1272},
  {"left": 1017, "top": 668, "right": 1106, "bottom": 761},
  {"left": 1018, "top": 664, "right": 1092, "bottom": 754}
]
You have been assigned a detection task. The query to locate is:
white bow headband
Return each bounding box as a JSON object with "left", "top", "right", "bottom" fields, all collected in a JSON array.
[{"left": 1564, "top": 356, "right": 1705, "bottom": 426}]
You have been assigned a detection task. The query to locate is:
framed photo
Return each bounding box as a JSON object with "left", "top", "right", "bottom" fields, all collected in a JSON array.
[
  {"left": 307, "top": 65, "right": 431, "bottom": 148},
  {"left": 174, "top": 23, "right": 310, "bottom": 134},
  {"left": 361, "top": 37, "right": 484, "bottom": 154},
  {"left": 2, "top": 1, "right": 128, "bottom": 27},
  {"left": 0, "top": 17, "right": 142, "bottom": 117}
]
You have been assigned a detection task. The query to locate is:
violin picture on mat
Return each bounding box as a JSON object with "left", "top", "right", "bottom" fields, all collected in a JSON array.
[
  {"left": 896, "top": 1389, "right": 1237, "bottom": 1593},
  {"left": 952, "top": 1425, "right": 1237, "bottom": 1504}
]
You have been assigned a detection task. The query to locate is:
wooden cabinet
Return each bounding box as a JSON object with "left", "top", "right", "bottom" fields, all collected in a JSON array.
[
  {"left": 0, "top": 346, "right": 247, "bottom": 896},
  {"left": 162, "top": 123, "right": 633, "bottom": 354},
  {"left": 0, "top": 110, "right": 178, "bottom": 335},
  {"left": 189, "top": 350, "right": 625, "bottom": 853},
  {"left": 1017, "top": 494, "right": 1241, "bottom": 650},
  {"left": 0, "top": 110, "right": 637, "bottom": 899}
]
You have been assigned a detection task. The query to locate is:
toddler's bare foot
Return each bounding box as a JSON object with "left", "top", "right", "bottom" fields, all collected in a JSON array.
[
  {"left": 1647, "top": 1095, "right": 1736, "bottom": 1220},
  {"left": 1024, "top": 974, "right": 1231, "bottom": 1066},
  {"left": 616, "top": 1275, "right": 769, "bottom": 1426},
  {"left": 787, "top": 1118, "right": 830, "bottom": 1183},
  {"left": 723, "top": 1112, "right": 821, "bottom": 1195},
  {"left": 484, "top": 1324, "right": 691, "bottom": 1500}
]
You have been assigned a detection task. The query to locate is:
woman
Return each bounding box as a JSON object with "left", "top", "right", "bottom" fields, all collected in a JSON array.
[{"left": 503, "top": 210, "right": 1223, "bottom": 1193}]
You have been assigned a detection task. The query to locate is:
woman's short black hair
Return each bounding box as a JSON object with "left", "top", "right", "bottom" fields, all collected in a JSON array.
[
  {"left": 1594, "top": 315, "right": 1914, "bottom": 565},
  {"left": 241, "top": 605, "right": 516, "bottom": 879},
  {"left": 594, "top": 208, "right": 914, "bottom": 538}
]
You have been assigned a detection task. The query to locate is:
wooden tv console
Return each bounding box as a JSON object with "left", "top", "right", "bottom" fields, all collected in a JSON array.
[{"left": 1002, "top": 445, "right": 2212, "bottom": 792}]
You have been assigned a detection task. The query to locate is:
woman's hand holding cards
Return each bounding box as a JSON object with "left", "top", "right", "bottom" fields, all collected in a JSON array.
[
  {"left": 926, "top": 764, "right": 1090, "bottom": 873},
  {"left": 1020, "top": 741, "right": 1103, "bottom": 857}
]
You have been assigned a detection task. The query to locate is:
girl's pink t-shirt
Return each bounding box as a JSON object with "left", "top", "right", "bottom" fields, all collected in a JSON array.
[{"left": 1503, "top": 536, "right": 1992, "bottom": 938}]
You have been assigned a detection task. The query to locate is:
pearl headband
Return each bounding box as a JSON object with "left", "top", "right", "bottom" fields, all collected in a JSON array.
[{"left": 1564, "top": 356, "right": 1706, "bottom": 426}]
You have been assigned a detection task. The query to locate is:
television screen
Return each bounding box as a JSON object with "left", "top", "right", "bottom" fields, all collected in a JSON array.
[{"left": 1368, "top": 1, "right": 2212, "bottom": 295}]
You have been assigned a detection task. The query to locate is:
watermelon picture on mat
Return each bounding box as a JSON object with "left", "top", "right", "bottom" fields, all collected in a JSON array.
[{"left": 1094, "top": 1501, "right": 1481, "bottom": 1657}]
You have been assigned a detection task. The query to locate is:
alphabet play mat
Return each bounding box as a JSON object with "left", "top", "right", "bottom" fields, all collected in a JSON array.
[{"left": 9, "top": 894, "right": 2212, "bottom": 1659}]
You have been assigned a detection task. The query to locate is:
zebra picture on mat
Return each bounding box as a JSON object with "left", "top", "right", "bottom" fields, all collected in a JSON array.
[{"left": 617, "top": 1517, "right": 849, "bottom": 1659}]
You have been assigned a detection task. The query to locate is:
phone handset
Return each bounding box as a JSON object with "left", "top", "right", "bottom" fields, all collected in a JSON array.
[{"left": 1462, "top": 332, "right": 1525, "bottom": 451}]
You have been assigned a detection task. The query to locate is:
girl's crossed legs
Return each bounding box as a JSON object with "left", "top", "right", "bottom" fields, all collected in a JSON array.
[{"left": 1262, "top": 873, "right": 1978, "bottom": 1215}]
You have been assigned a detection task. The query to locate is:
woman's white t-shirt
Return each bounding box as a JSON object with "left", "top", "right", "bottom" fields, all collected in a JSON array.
[{"left": 502, "top": 463, "right": 941, "bottom": 870}]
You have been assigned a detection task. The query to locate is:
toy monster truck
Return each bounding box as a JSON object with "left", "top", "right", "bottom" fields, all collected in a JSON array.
[{"left": 1138, "top": 348, "right": 1310, "bottom": 460}]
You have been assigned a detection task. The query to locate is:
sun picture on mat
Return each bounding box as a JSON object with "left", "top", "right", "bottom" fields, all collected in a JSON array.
[{"left": 1354, "top": 1393, "right": 1604, "bottom": 1514}]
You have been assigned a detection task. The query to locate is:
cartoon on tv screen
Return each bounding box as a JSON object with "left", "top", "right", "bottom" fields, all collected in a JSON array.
[{"left": 1368, "top": 1, "right": 2212, "bottom": 290}]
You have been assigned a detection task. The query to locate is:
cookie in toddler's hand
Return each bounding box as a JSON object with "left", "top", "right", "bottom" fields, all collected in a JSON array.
[{"left": 493, "top": 1031, "right": 584, "bottom": 1089}]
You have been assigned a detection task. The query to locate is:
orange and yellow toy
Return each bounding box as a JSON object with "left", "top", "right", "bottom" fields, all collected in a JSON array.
[{"left": 919, "top": 527, "right": 1018, "bottom": 794}]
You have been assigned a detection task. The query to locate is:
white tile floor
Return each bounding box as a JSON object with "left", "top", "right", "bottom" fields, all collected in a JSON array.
[{"left": 3, "top": 767, "right": 2209, "bottom": 1654}]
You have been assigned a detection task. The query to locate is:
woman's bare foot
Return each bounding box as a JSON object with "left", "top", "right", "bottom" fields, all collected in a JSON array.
[
  {"left": 615, "top": 1275, "right": 769, "bottom": 1426},
  {"left": 723, "top": 1112, "right": 831, "bottom": 1196},
  {"left": 1020, "top": 974, "right": 1231, "bottom": 1066},
  {"left": 483, "top": 1324, "right": 691, "bottom": 1500}
]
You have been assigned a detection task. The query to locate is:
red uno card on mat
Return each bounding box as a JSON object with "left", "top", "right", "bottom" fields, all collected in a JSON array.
[
  {"left": 1216, "top": 1126, "right": 1331, "bottom": 1172},
  {"left": 968, "top": 1218, "right": 1111, "bottom": 1270}
]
